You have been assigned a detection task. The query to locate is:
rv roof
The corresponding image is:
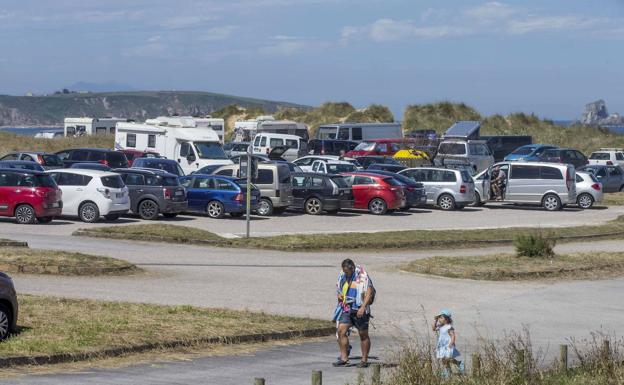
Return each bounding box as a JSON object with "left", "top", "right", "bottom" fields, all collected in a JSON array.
[{"left": 444, "top": 121, "right": 481, "bottom": 139}]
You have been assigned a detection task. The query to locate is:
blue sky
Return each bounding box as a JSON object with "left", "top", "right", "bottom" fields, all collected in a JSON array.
[{"left": 0, "top": 0, "right": 623, "bottom": 119}]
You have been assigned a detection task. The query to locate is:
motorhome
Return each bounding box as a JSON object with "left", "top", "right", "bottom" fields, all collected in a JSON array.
[
  {"left": 115, "top": 121, "right": 232, "bottom": 175},
  {"left": 64, "top": 117, "right": 128, "bottom": 137},
  {"left": 234, "top": 115, "right": 275, "bottom": 142},
  {"left": 316, "top": 123, "right": 402, "bottom": 141},
  {"left": 258, "top": 120, "right": 309, "bottom": 141},
  {"left": 151, "top": 116, "right": 225, "bottom": 144}
]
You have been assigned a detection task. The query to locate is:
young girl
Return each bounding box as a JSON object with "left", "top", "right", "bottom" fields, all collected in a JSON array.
[{"left": 432, "top": 309, "right": 464, "bottom": 377}]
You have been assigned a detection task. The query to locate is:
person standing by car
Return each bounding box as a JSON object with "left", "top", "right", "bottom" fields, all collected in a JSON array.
[
  {"left": 333, "top": 259, "right": 375, "bottom": 368},
  {"left": 491, "top": 166, "right": 506, "bottom": 200}
]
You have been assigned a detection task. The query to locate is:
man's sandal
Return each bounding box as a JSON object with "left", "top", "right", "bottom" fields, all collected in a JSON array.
[{"left": 332, "top": 359, "right": 349, "bottom": 367}]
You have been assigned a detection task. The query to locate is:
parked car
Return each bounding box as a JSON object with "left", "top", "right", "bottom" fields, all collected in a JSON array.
[
  {"left": 0, "top": 152, "right": 64, "bottom": 170},
  {"left": 293, "top": 155, "right": 360, "bottom": 171},
  {"left": 361, "top": 170, "right": 427, "bottom": 210},
  {"left": 0, "top": 160, "right": 45, "bottom": 172},
  {"left": 537, "top": 148, "right": 588, "bottom": 169},
  {"left": 345, "top": 138, "right": 407, "bottom": 158},
  {"left": 69, "top": 162, "right": 112, "bottom": 171},
  {"left": 503, "top": 144, "right": 557, "bottom": 162},
  {"left": 308, "top": 139, "right": 358, "bottom": 156},
  {"left": 435, "top": 139, "right": 494, "bottom": 173},
  {"left": 286, "top": 163, "right": 303, "bottom": 173},
  {"left": 310, "top": 159, "right": 358, "bottom": 174},
  {"left": 341, "top": 172, "right": 406, "bottom": 214},
  {"left": 252, "top": 133, "right": 307, "bottom": 162},
  {"left": 120, "top": 149, "right": 161, "bottom": 167},
  {"left": 55, "top": 148, "right": 129, "bottom": 169},
  {"left": 481, "top": 135, "right": 532, "bottom": 162},
  {"left": 230, "top": 154, "right": 271, "bottom": 164},
  {"left": 399, "top": 167, "right": 475, "bottom": 210},
  {"left": 213, "top": 162, "right": 293, "bottom": 216},
  {"left": 354, "top": 156, "right": 402, "bottom": 170},
  {"left": 588, "top": 148, "right": 624, "bottom": 167},
  {"left": 0, "top": 271, "right": 18, "bottom": 340},
  {"left": 472, "top": 162, "right": 576, "bottom": 211},
  {"left": 192, "top": 164, "right": 223, "bottom": 175},
  {"left": 114, "top": 168, "right": 188, "bottom": 219},
  {"left": 0, "top": 168, "right": 62, "bottom": 224},
  {"left": 47, "top": 169, "right": 130, "bottom": 222},
  {"left": 132, "top": 157, "right": 185, "bottom": 177},
  {"left": 224, "top": 142, "right": 250, "bottom": 158},
  {"left": 366, "top": 163, "right": 406, "bottom": 173},
  {"left": 578, "top": 165, "right": 624, "bottom": 192},
  {"left": 575, "top": 171, "right": 603, "bottom": 209},
  {"left": 291, "top": 173, "right": 353, "bottom": 214},
  {"left": 179, "top": 175, "right": 260, "bottom": 218}
]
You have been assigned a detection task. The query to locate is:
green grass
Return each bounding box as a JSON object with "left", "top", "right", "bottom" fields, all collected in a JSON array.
[
  {"left": 0, "top": 248, "right": 138, "bottom": 275},
  {"left": 0, "top": 295, "right": 330, "bottom": 360},
  {"left": 75, "top": 215, "right": 624, "bottom": 251},
  {"left": 0, "top": 131, "right": 114, "bottom": 155},
  {"left": 603, "top": 192, "right": 624, "bottom": 206},
  {"left": 401, "top": 252, "right": 624, "bottom": 281}
]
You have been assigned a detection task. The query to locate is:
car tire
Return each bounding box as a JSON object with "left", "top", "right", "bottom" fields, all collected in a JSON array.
[
  {"left": 162, "top": 213, "right": 178, "bottom": 218},
  {"left": 0, "top": 303, "right": 11, "bottom": 340},
  {"left": 577, "top": 193, "right": 594, "bottom": 209},
  {"left": 138, "top": 199, "right": 159, "bottom": 220},
  {"left": 304, "top": 197, "right": 323, "bottom": 215},
  {"left": 437, "top": 194, "right": 456, "bottom": 211},
  {"left": 399, "top": 206, "right": 411, "bottom": 212},
  {"left": 456, "top": 205, "right": 465, "bottom": 210},
  {"left": 256, "top": 198, "right": 273, "bottom": 216},
  {"left": 473, "top": 192, "right": 485, "bottom": 207},
  {"left": 14, "top": 204, "right": 36, "bottom": 224},
  {"left": 542, "top": 194, "right": 562, "bottom": 211},
  {"left": 326, "top": 209, "right": 339, "bottom": 215},
  {"left": 37, "top": 216, "right": 53, "bottom": 224},
  {"left": 230, "top": 212, "right": 244, "bottom": 218},
  {"left": 79, "top": 202, "right": 100, "bottom": 223},
  {"left": 206, "top": 200, "right": 225, "bottom": 219},
  {"left": 104, "top": 214, "right": 120, "bottom": 221},
  {"left": 368, "top": 198, "right": 388, "bottom": 215}
]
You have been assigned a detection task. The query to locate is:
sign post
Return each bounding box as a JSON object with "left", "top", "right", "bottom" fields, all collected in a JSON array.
[{"left": 245, "top": 146, "right": 252, "bottom": 238}]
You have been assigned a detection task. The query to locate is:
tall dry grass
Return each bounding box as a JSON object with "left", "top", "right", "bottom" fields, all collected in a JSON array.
[{"left": 0, "top": 132, "right": 114, "bottom": 155}]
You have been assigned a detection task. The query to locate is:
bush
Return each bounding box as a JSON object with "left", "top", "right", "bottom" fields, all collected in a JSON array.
[{"left": 514, "top": 232, "right": 555, "bottom": 258}]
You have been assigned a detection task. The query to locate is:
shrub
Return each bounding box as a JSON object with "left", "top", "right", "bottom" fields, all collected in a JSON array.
[{"left": 514, "top": 232, "right": 555, "bottom": 258}]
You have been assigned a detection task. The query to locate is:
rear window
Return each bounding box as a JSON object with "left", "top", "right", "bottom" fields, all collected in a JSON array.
[
  {"left": 163, "top": 177, "right": 180, "bottom": 186},
  {"left": 330, "top": 176, "right": 349, "bottom": 188},
  {"left": 34, "top": 174, "right": 57, "bottom": 188},
  {"left": 327, "top": 164, "right": 356, "bottom": 173},
  {"left": 438, "top": 143, "right": 466, "bottom": 155},
  {"left": 383, "top": 177, "right": 402, "bottom": 186},
  {"left": 107, "top": 152, "right": 128, "bottom": 166},
  {"left": 589, "top": 152, "right": 610, "bottom": 160},
  {"left": 460, "top": 170, "right": 473, "bottom": 183},
  {"left": 101, "top": 175, "right": 125, "bottom": 188},
  {"left": 42, "top": 155, "right": 63, "bottom": 166}
]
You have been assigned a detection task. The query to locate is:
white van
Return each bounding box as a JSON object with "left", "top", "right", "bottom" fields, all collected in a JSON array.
[
  {"left": 252, "top": 133, "right": 307, "bottom": 162},
  {"left": 435, "top": 139, "right": 494, "bottom": 173},
  {"left": 473, "top": 162, "right": 576, "bottom": 211},
  {"left": 115, "top": 122, "right": 232, "bottom": 175}
]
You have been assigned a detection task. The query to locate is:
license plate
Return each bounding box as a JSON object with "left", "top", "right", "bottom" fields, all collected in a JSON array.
[
  {"left": 116, "top": 193, "right": 124, "bottom": 198},
  {"left": 49, "top": 202, "right": 60, "bottom": 208},
  {"left": 175, "top": 191, "right": 184, "bottom": 196}
]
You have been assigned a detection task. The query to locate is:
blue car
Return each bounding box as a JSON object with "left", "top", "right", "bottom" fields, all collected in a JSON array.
[
  {"left": 179, "top": 174, "right": 260, "bottom": 218},
  {"left": 503, "top": 144, "right": 557, "bottom": 162}
]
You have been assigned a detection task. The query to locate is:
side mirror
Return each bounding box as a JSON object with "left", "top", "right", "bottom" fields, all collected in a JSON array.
[{"left": 187, "top": 154, "right": 196, "bottom": 162}]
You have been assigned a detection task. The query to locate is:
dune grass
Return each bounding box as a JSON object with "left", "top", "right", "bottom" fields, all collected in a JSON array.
[
  {"left": 0, "top": 131, "right": 114, "bottom": 155},
  {"left": 603, "top": 192, "right": 624, "bottom": 206}
]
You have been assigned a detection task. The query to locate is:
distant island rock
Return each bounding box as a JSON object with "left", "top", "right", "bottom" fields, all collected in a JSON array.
[{"left": 580, "top": 100, "right": 624, "bottom": 126}]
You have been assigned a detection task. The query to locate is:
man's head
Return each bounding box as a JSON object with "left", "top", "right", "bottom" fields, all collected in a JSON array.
[{"left": 341, "top": 258, "right": 355, "bottom": 276}]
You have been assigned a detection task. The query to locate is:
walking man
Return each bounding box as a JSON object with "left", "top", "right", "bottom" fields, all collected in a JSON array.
[{"left": 333, "top": 258, "right": 375, "bottom": 368}]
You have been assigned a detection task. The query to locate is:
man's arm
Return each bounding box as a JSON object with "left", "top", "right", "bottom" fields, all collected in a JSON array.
[{"left": 356, "top": 285, "right": 374, "bottom": 317}]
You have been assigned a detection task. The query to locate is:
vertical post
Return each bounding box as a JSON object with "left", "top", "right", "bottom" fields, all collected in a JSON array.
[
  {"left": 245, "top": 147, "right": 251, "bottom": 238},
  {"left": 371, "top": 364, "right": 381, "bottom": 385},
  {"left": 559, "top": 345, "right": 568, "bottom": 372},
  {"left": 311, "top": 370, "right": 322, "bottom": 385},
  {"left": 254, "top": 378, "right": 265, "bottom": 385},
  {"left": 602, "top": 340, "right": 611, "bottom": 359},
  {"left": 471, "top": 353, "right": 481, "bottom": 377}
]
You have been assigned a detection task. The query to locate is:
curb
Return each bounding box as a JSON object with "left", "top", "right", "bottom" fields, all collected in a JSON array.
[
  {"left": 0, "top": 263, "right": 139, "bottom": 276},
  {"left": 0, "top": 240, "right": 28, "bottom": 248},
  {"left": 72, "top": 230, "right": 232, "bottom": 246},
  {"left": 0, "top": 326, "right": 335, "bottom": 367}
]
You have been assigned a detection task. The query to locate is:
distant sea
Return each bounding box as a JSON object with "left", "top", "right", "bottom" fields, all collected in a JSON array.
[
  {"left": 552, "top": 120, "right": 624, "bottom": 134},
  {"left": 0, "top": 127, "right": 63, "bottom": 136}
]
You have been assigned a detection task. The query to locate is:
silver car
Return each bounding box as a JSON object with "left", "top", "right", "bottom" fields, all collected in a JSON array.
[
  {"left": 575, "top": 171, "right": 603, "bottom": 209},
  {"left": 435, "top": 140, "right": 494, "bottom": 173},
  {"left": 398, "top": 167, "right": 475, "bottom": 210}
]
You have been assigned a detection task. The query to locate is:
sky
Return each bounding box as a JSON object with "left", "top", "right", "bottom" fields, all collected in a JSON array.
[{"left": 0, "top": 0, "right": 623, "bottom": 119}]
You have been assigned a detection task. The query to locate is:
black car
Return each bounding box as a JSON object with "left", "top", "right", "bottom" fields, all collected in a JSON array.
[
  {"left": 56, "top": 148, "right": 129, "bottom": 168},
  {"left": 361, "top": 170, "right": 427, "bottom": 210},
  {"left": 113, "top": 168, "right": 188, "bottom": 220},
  {"left": 308, "top": 139, "right": 359, "bottom": 156},
  {"left": 538, "top": 148, "right": 588, "bottom": 169},
  {"left": 0, "top": 160, "right": 45, "bottom": 172},
  {"left": 0, "top": 271, "right": 18, "bottom": 340},
  {"left": 355, "top": 156, "right": 401, "bottom": 169},
  {"left": 69, "top": 162, "right": 112, "bottom": 171},
  {"left": 291, "top": 172, "right": 353, "bottom": 215},
  {"left": 366, "top": 163, "right": 406, "bottom": 173},
  {"left": 132, "top": 158, "right": 185, "bottom": 177}
]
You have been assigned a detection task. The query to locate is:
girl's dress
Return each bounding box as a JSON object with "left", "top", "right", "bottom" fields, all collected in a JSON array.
[{"left": 436, "top": 324, "right": 461, "bottom": 359}]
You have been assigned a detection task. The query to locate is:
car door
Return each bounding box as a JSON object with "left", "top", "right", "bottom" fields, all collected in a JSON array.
[
  {"left": 179, "top": 177, "right": 199, "bottom": 211},
  {"left": 507, "top": 164, "right": 540, "bottom": 202},
  {"left": 51, "top": 172, "right": 89, "bottom": 215},
  {"left": 593, "top": 167, "right": 611, "bottom": 192},
  {"left": 291, "top": 175, "right": 309, "bottom": 208},
  {"left": 607, "top": 166, "right": 623, "bottom": 192},
  {"left": 351, "top": 175, "right": 374, "bottom": 208},
  {"left": 0, "top": 171, "right": 17, "bottom": 216}
]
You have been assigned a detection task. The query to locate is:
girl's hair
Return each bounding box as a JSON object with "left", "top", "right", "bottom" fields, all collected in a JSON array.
[{"left": 441, "top": 315, "right": 453, "bottom": 324}]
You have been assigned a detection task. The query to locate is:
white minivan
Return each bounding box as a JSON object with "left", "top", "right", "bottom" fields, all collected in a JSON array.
[
  {"left": 47, "top": 169, "right": 130, "bottom": 222},
  {"left": 252, "top": 133, "right": 307, "bottom": 162}
]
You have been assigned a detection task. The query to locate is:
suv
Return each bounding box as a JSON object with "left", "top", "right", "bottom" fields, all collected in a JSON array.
[
  {"left": 0, "top": 272, "right": 18, "bottom": 340},
  {"left": 399, "top": 167, "right": 475, "bottom": 210},
  {"left": 0, "top": 168, "right": 63, "bottom": 223},
  {"left": 48, "top": 169, "right": 130, "bottom": 222},
  {"left": 538, "top": 148, "right": 588, "bottom": 169},
  {"left": 435, "top": 140, "right": 494, "bottom": 173},
  {"left": 213, "top": 162, "right": 294, "bottom": 216},
  {"left": 114, "top": 168, "right": 188, "bottom": 220},
  {"left": 291, "top": 173, "right": 353, "bottom": 215},
  {"left": 588, "top": 148, "right": 624, "bottom": 167},
  {"left": 132, "top": 158, "right": 185, "bottom": 177},
  {"left": 56, "top": 148, "right": 129, "bottom": 169},
  {"left": 0, "top": 152, "right": 64, "bottom": 170}
]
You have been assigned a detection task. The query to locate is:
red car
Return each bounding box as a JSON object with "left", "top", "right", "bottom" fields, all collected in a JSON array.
[
  {"left": 120, "top": 149, "right": 161, "bottom": 167},
  {"left": 341, "top": 172, "right": 405, "bottom": 214},
  {"left": 0, "top": 168, "right": 62, "bottom": 224},
  {"left": 345, "top": 138, "right": 414, "bottom": 158}
]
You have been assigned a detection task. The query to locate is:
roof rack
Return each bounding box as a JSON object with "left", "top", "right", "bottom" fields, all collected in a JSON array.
[{"left": 598, "top": 148, "right": 624, "bottom": 151}]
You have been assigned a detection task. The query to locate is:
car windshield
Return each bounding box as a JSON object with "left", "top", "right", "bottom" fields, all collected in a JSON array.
[
  {"left": 511, "top": 147, "right": 535, "bottom": 155},
  {"left": 354, "top": 142, "right": 376, "bottom": 151},
  {"left": 590, "top": 152, "right": 610, "bottom": 160},
  {"left": 438, "top": 143, "right": 466, "bottom": 155},
  {"left": 327, "top": 164, "right": 357, "bottom": 173},
  {"left": 34, "top": 174, "right": 57, "bottom": 187},
  {"left": 194, "top": 142, "right": 228, "bottom": 160},
  {"left": 330, "top": 176, "right": 349, "bottom": 188}
]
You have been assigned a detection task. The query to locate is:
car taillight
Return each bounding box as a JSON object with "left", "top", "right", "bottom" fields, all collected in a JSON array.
[
  {"left": 163, "top": 188, "right": 172, "bottom": 200},
  {"left": 98, "top": 160, "right": 109, "bottom": 166},
  {"left": 591, "top": 183, "right": 601, "bottom": 191},
  {"left": 37, "top": 155, "right": 44, "bottom": 164},
  {"left": 460, "top": 185, "right": 467, "bottom": 194},
  {"left": 607, "top": 161, "right": 613, "bottom": 165},
  {"left": 35, "top": 188, "right": 50, "bottom": 198},
  {"left": 234, "top": 193, "right": 244, "bottom": 201},
  {"left": 97, "top": 187, "right": 111, "bottom": 199}
]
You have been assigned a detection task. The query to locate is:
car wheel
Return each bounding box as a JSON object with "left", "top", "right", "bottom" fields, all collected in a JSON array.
[
  {"left": 542, "top": 194, "right": 562, "bottom": 211},
  {"left": 37, "top": 216, "right": 53, "bottom": 224},
  {"left": 14, "top": 204, "right": 36, "bottom": 224},
  {"left": 577, "top": 193, "right": 594, "bottom": 209},
  {"left": 456, "top": 205, "right": 465, "bottom": 210},
  {"left": 0, "top": 304, "right": 11, "bottom": 340},
  {"left": 162, "top": 213, "right": 178, "bottom": 218},
  {"left": 368, "top": 198, "right": 388, "bottom": 215},
  {"left": 79, "top": 202, "right": 100, "bottom": 223},
  {"left": 256, "top": 198, "right": 274, "bottom": 216},
  {"left": 437, "top": 194, "right": 456, "bottom": 211},
  {"left": 206, "top": 200, "right": 225, "bottom": 218},
  {"left": 138, "top": 199, "right": 159, "bottom": 220},
  {"left": 104, "top": 214, "right": 120, "bottom": 221},
  {"left": 305, "top": 197, "right": 323, "bottom": 215},
  {"left": 473, "top": 192, "right": 485, "bottom": 207},
  {"left": 230, "top": 212, "right": 244, "bottom": 218}
]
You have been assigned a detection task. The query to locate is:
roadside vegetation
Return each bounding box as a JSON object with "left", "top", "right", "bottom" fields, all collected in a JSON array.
[
  {"left": 603, "top": 192, "right": 624, "bottom": 206},
  {"left": 0, "top": 131, "right": 113, "bottom": 155},
  {"left": 75, "top": 215, "right": 624, "bottom": 251},
  {"left": 0, "top": 295, "right": 330, "bottom": 365},
  {"left": 0, "top": 247, "right": 138, "bottom": 275}
]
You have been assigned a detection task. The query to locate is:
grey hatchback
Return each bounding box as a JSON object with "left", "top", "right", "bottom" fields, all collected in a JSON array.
[{"left": 0, "top": 271, "right": 18, "bottom": 340}]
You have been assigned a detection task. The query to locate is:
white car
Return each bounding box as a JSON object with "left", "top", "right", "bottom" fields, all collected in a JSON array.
[
  {"left": 575, "top": 171, "right": 603, "bottom": 209},
  {"left": 293, "top": 155, "right": 361, "bottom": 172},
  {"left": 310, "top": 159, "right": 358, "bottom": 174},
  {"left": 47, "top": 169, "right": 130, "bottom": 222},
  {"left": 588, "top": 148, "right": 624, "bottom": 167}
]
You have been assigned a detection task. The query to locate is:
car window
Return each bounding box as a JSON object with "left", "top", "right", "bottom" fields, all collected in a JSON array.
[
  {"left": 460, "top": 170, "right": 472, "bottom": 183},
  {"left": 180, "top": 178, "right": 193, "bottom": 188},
  {"left": 194, "top": 177, "right": 212, "bottom": 189},
  {"left": 590, "top": 152, "right": 610, "bottom": 160},
  {"left": 390, "top": 143, "right": 400, "bottom": 152},
  {"left": 72, "top": 150, "right": 90, "bottom": 161},
  {"left": 310, "top": 177, "right": 325, "bottom": 187},
  {"left": 540, "top": 166, "right": 563, "bottom": 180},
  {"left": 609, "top": 167, "right": 622, "bottom": 176},
  {"left": 215, "top": 179, "right": 236, "bottom": 190},
  {"left": 260, "top": 136, "right": 267, "bottom": 146},
  {"left": 542, "top": 149, "right": 558, "bottom": 158},
  {"left": 123, "top": 173, "right": 145, "bottom": 185},
  {"left": 292, "top": 176, "right": 308, "bottom": 187},
  {"left": 574, "top": 151, "right": 586, "bottom": 160},
  {"left": 438, "top": 143, "right": 466, "bottom": 155},
  {"left": 338, "top": 127, "right": 349, "bottom": 140},
  {"left": 575, "top": 174, "right": 583, "bottom": 183},
  {"left": 442, "top": 171, "right": 457, "bottom": 182},
  {"left": 595, "top": 168, "right": 608, "bottom": 178},
  {"left": 510, "top": 165, "right": 540, "bottom": 179},
  {"left": 469, "top": 144, "right": 491, "bottom": 156},
  {"left": 383, "top": 177, "right": 401, "bottom": 186},
  {"left": 330, "top": 176, "right": 349, "bottom": 188},
  {"left": 1, "top": 154, "right": 19, "bottom": 161},
  {"left": 253, "top": 136, "right": 260, "bottom": 146},
  {"left": 353, "top": 176, "right": 374, "bottom": 185},
  {"left": 295, "top": 157, "right": 314, "bottom": 166},
  {"left": 512, "top": 147, "right": 534, "bottom": 156},
  {"left": 312, "top": 162, "right": 320, "bottom": 172},
  {"left": 216, "top": 169, "right": 234, "bottom": 176},
  {"left": 107, "top": 152, "right": 127, "bottom": 165},
  {"left": 0, "top": 172, "right": 19, "bottom": 186},
  {"left": 277, "top": 165, "right": 291, "bottom": 183},
  {"left": 617, "top": 153, "right": 624, "bottom": 161},
  {"left": 270, "top": 138, "right": 283, "bottom": 148},
  {"left": 285, "top": 139, "right": 299, "bottom": 149},
  {"left": 101, "top": 175, "right": 124, "bottom": 188},
  {"left": 42, "top": 154, "right": 63, "bottom": 166},
  {"left": 34, "top": 174, "right": 57, "bottom": 187},
  {"left": 255, "top": 169, "right": 274, "bottom": 184},
  {"left": 377, "top": 143, "right": 388, "bottom": 153},
  {"left": 352, "top": 127, "right": 362, "bottom": 141},
  {"left": 21, "top": 154, "right": 34, "bottom": 162},
  {"left": 327, "top": 164, "right": 356, "bottom": 173},
  {"left": 53, "top": 172, "right": 92, "bottom": 186}
]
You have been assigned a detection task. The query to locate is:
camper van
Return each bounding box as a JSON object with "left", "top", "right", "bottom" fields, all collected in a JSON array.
[
  {"left": 64, "top": 117, "right": 128, "bottom": 137},
  {"left": 316, "top": 123, "right": 402, "bottom": 142},
  {"left": 193, "top": 117, "right": 225, "bottom": 144},
  {"left": 252, "top": 133, "right": 307, "bottom": 162},
  {"left": 151, "top": 116, "right": 225, "bottom": 144},
  {"left": 115, "top": 121, "right": 232, "bottom": 175},
  {"left": 233, "top": 115, "right": 275, "bottom": 142},
  {"left": 258, "top": 120, "right": 309, "bottom": 141}
]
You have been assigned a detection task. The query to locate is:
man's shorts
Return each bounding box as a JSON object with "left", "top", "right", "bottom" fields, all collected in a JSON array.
[{"left": 338, "top": 310, "right": 370, "bottom": 331}]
